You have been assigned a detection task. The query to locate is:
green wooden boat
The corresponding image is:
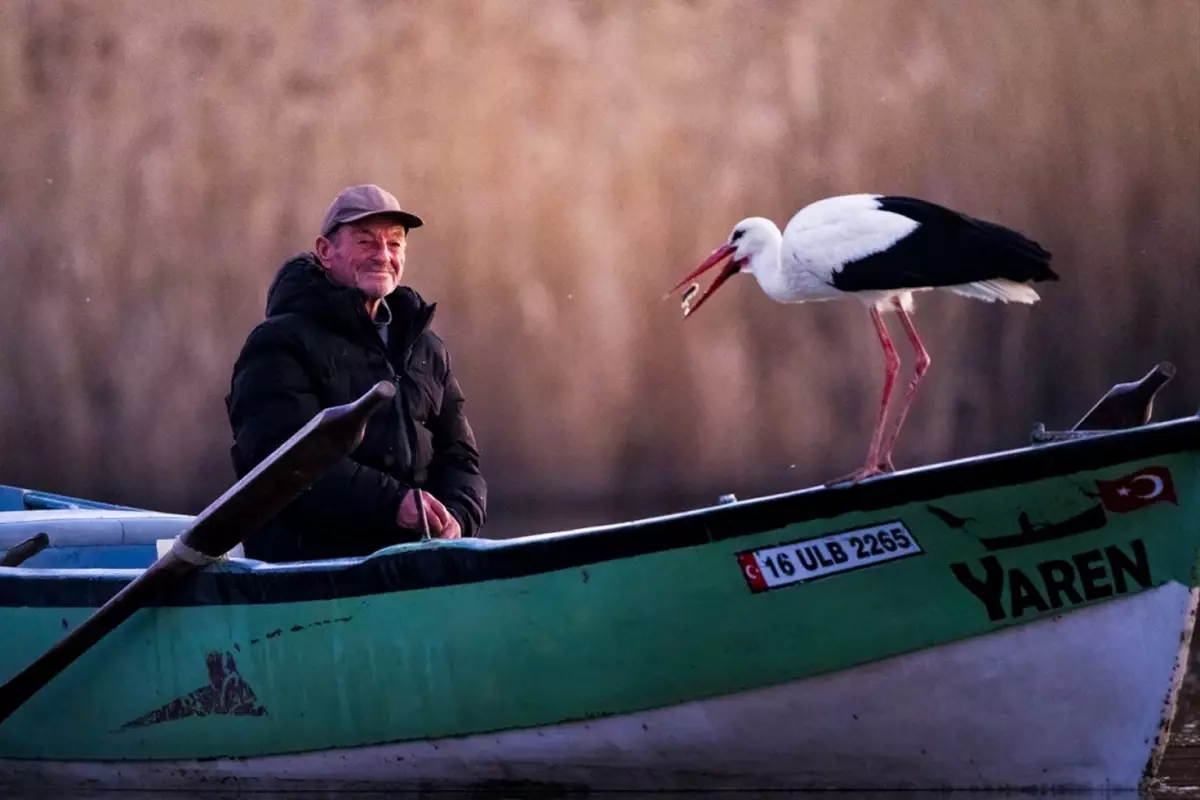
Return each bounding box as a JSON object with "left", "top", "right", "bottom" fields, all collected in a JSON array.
[{"left": 1, "top": 393, "right": 1199, "bottom": 792}]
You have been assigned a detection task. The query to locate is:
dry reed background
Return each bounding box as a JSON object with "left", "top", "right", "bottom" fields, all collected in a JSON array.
[{"left": 0, "top": 0, "right": 1197, "bottom": 538}]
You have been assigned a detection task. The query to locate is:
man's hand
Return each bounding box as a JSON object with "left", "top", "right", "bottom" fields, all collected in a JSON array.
[{"left": 396, "top": 489, "right": 461, "bottom": 539}]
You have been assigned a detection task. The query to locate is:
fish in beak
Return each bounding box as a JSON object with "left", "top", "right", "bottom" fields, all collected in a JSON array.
[{"left": 666, "top": 242, "right": 742, "bottom": 318}]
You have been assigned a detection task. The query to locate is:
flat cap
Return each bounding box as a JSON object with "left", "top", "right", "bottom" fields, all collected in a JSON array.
[{"left": 320, "top": 184, "right": 424, "bottom": 237}]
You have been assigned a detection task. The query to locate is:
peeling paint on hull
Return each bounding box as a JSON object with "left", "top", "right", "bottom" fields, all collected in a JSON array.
[{"left": 118, "top": 651, "right": 266, "bottom": 730}]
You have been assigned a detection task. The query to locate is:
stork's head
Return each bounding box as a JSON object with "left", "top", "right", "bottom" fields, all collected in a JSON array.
[{"left": 667, "top": 217, "right": 780, "bottom": 318}]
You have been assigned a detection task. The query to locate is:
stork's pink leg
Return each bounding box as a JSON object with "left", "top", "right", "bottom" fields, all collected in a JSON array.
[
  {"left": 825, "top": 306, "right": 900, "bottom": 487},
  {"left": 877, "top": 297, "right": 931, "bottom": 471}
]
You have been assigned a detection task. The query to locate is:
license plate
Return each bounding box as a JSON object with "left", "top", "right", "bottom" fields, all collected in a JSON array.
[{"left": 736, "top": 520, "right": 923, "bottom": 593}]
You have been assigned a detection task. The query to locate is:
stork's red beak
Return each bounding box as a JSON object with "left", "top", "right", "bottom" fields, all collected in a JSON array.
[{"left": 667, "top": 243, "right": 740, "bottom": 319}]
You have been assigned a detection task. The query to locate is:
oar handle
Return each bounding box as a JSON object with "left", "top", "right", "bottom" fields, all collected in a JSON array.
[{"left": 178, "top": 380, "right": 397, "bottom": 559}]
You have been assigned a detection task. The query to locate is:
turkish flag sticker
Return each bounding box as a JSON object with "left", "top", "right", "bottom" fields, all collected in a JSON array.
[
  {"left": 1095, "top": 466, "right": 1177, "bottom": 513},
  {"left": 736, "top": 552, "right": 769, "bottom": 593}
]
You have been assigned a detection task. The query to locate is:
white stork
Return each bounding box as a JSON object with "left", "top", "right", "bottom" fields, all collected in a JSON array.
[{"left": 668, "top": 194, "right": 1057, "bottom": 487}]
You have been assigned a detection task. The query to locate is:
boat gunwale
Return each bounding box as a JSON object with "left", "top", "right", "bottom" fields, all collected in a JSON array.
[{"left": 1, "top": 412, "right": 1198, "bottom": 609}]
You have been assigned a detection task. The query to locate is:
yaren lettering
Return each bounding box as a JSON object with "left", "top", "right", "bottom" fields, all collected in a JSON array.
[{"left": 950, "top": 538, "right": 1152, "bottom": 621}]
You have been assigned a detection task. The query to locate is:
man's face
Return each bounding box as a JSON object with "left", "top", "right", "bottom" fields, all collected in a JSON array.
[{"left": 316, "top": 218, "right": 408, "bottom": 299}]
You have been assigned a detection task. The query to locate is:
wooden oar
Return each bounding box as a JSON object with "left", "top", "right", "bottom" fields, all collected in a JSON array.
[{"left": 0, "top": 380, "right": 396, "bottom": 725}]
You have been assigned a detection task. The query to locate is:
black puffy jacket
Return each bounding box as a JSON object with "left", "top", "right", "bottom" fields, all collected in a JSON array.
[{"left": 224, "top": 253, "right": 486, "bottom": 562}]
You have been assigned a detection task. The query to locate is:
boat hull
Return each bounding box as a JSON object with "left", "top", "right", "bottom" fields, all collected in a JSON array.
[
  {"left": 1, "top": 581, "right": 1192, "bottom": 792},
  {"left": 2, "top": 415, "right": 1200, "bottom": 791}
]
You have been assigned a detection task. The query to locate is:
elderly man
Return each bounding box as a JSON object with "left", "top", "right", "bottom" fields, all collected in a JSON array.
[{"left": 225, "top": 184, "right": 487, "bottom": 562}]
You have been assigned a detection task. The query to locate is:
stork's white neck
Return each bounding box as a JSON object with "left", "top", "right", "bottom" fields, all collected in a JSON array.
[{"left": 737, "top": 220, "right": 791, "bottom": 302}]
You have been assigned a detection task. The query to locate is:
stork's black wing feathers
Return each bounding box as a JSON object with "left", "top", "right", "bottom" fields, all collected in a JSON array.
[{"left": 829, "top": 195, "right": 1058, "bottom": 293}]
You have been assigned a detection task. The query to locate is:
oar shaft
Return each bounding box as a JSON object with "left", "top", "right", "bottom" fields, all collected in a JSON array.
[
  {"left": 0, "top": 553, "right": 187, "bottom": 721},
  {"left": 0, "top": 381, "right": 396, "bottom": 726}
]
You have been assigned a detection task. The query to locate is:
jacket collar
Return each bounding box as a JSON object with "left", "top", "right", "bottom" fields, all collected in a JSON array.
[{"left": 264, "top": 253, "right": 437, "bottom": 360}]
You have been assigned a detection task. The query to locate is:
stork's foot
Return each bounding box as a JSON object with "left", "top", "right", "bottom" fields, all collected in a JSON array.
[{"left": 824, "top": 464, "right": 889, "bottom": 488}]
